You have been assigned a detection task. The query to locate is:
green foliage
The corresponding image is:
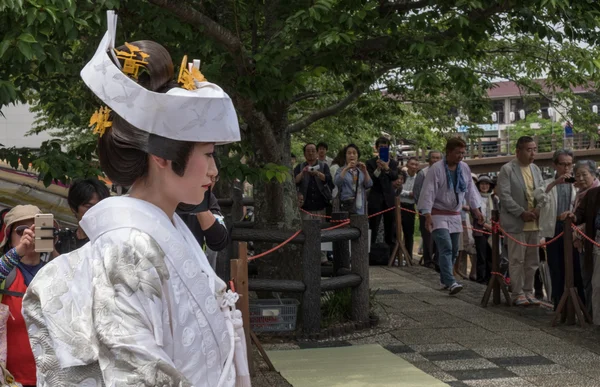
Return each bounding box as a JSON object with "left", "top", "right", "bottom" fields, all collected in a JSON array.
[
  {"left": 0, "top": 139, "right": 101, "bottom": 186},
  {"left": 321, "top": 288, "right": 352, "bottom": 327},
  {"left": 508, "top": 116, "right": 558, "bottom": 153},
  {"left": 3, "top": 0, "right": 600, "bottom": 188}
]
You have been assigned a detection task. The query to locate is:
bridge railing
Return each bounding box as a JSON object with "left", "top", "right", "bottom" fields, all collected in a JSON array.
[{"left": 414, "top": 133, "right": 595, "bottom": 162}]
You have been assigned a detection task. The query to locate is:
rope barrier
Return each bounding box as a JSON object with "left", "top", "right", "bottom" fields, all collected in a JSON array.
[
  {"left": 247, "top": 230, "right": 302, "bottom": 261},
  {"left": 494, "top": 222, "right": 564, "bottom": 248},
  {"left": 571, "top": 224, "right": 600, "bottom": 248},
  {"left": 323, "top": 220, "right": 351, "bottom": 231}
]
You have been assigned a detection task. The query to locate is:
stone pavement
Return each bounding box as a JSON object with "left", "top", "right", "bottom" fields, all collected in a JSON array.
[{"left": 255, "top": 265, "right": 600, "bottom": 387}]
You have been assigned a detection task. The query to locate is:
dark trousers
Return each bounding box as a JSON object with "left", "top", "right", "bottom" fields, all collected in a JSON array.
[
  {"left": 401, "top": 203, "right": 416, "bottom": 259},
  {"left": 369, "top": 208, "right": 395, "bottom": 246},
  {"left": 546, "top": 222, "right": 586, "bottom": 309},
  {"left": 420, "top": 214, "right": 434, "bottom": 265},
  {"left": 474, "top": 235, "right": 492, "bottom": 283}
]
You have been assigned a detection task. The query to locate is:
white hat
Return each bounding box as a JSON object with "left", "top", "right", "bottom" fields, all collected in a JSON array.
[{"left": 81, "top": 11, "right": 240, "bottom": 144}]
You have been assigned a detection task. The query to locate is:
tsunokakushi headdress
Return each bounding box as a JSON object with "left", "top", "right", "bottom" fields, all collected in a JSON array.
[{"left": 81, "top": 10, "right": 240, "bottom": 144}]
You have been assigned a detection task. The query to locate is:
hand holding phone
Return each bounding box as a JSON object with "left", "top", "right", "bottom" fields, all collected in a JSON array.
[
  {"left": 378, "top": 146, "right": 390, "bottom": 163},
  {"left": 34, "top": 213, "right": 55, "bottom": 253}
]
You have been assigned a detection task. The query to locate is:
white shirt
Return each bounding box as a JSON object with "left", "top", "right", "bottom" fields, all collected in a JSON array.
[{"left": 401, "top": 173, "right": 417, "bottom": 204}]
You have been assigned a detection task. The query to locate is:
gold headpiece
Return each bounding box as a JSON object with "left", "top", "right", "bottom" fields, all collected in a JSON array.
[
  {"left": 90, "top": 106, "right": 112, "bottom": 137},
  {"left": 177, "top": 55, "right": 207, "bottom": 90},
  {"left": 113, "top": 42, "right": 150, "bottom": 79}
]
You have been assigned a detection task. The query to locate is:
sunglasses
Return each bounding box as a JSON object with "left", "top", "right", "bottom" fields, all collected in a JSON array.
[{"left": 13, "top": 225, "right": 29, "bottom": 236}]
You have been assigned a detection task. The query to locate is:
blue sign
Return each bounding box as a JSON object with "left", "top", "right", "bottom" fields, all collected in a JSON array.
[{"left": 457, "top": 124, "right": 499, "bottom": 133}]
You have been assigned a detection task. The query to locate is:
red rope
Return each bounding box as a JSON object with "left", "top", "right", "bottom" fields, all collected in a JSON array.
[
  {"left": 324, "top": 220, "right": 351, "bottom": 231},
  {"left": 494, "top": 222, "right": 563, "bottom": 247},
  {"left": 571, "top": 224, "right": 600, "bottom": 248},
  {"left": 247, "top": 230, "right": 302, "bottom": 261}
]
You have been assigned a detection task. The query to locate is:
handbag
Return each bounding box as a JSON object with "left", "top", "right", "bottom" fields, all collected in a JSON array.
[{"left": 340, "top": 170, "right": 360, "bottom": 214}]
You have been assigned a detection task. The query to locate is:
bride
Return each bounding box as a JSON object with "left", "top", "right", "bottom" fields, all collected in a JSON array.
[{"left": 22, "top": 11, "right": 249, "bottom": 387}]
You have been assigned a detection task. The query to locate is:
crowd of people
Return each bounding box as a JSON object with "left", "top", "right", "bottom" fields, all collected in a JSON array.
[{"left": 294, "top": 135, "right": 600, "bottom": 328}]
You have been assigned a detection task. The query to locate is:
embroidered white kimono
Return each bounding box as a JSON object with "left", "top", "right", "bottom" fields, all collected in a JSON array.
[{"left": 22, "top": 197, "right": 249, "bottom": 386}]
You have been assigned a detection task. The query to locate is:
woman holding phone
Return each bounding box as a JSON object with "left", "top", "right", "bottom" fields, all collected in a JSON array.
[
  {"left": 0, "top": 205, "right": 45, "bottom": 387},
  {"left": 334, "top": 144, "right": 373, "bottom": 215}
]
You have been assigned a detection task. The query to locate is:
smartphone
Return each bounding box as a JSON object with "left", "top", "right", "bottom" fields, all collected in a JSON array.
[
  {"left": 34, "top": 213, "right": 55, "bottom": 253},
  {"left": 176, "top": 188, "right": 211, "bottom": 214},
  {"left": 378, "top": 147, "right": 390, "bottom": 163}
]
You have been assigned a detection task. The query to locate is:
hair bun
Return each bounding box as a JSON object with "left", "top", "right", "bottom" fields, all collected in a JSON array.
[{"left": 115, "top": 40, "right": 174, "bottom": 92}]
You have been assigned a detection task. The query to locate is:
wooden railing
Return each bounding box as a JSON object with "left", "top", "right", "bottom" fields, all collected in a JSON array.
[{"left": 414, "top": 133, "right": 596, "bottom": 161}]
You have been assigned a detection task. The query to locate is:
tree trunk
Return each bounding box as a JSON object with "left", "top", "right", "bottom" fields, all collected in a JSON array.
[{"left": 247, "top": 111, "right": 303, "bottom": 283}]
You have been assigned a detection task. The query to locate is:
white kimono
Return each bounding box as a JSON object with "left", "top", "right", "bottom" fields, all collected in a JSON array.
[{"left": 22, "top": 197, "right": 249, "bottom": 386}]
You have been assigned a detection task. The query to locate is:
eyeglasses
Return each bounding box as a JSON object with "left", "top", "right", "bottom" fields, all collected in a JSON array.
[
  {"left": 557, "top": 162, "right": 573, "bottom": 167},
  {"left": 13, "top": 225, "right": 29, "bottom": 236}
]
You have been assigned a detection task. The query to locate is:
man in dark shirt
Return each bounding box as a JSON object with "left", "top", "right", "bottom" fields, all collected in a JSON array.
[
  {"left": 177, "top": 190, "right": 229, "bottom": 270},
  {"left": 294, "top": 143, "right": 334, "bottom": 264},
  {"left": 367, "top": 137, "right": 399, "bottom": 247},
  {"left": 294, "top": 143, "right": 334, "bottom": 218},
  {"left": 57, "top": 178, "right": 111, "bottom": 254}
]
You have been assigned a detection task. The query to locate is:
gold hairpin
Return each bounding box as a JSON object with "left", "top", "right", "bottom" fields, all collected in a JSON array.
[
  {"left": 177, "top": 55, "right": 207, "bottom": 90},
  {"left": 114, "top": 42, "right": 150, "bottom": 79},
  {"left": 89, "top": 106, "right": 112, "bottom": 137}
]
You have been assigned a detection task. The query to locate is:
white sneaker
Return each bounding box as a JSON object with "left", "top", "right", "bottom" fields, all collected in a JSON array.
[{"left": 449, "top": 283, "right": 463, "bottom": 295}]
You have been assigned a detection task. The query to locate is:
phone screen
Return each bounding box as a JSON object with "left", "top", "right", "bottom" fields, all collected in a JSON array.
[
  {"left": 378, "top": 147, "right": 390, "bottom": 163},
  {"left": 177, "top": 188, "right": 211, "bottom": 214}
]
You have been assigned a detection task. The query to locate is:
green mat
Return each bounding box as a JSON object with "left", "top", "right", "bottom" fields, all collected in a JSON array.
[{"left": 267, "top": 344, "right": 448, "bottom": 387}]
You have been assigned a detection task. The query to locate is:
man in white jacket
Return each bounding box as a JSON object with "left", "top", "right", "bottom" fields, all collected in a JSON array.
[{"left": 539, "top": 149, "right": 579, "bottom": 310}]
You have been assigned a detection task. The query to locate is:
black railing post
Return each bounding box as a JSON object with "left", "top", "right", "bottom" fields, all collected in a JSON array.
[{"left": 302, "top": 219, "right": 322, "bottom": 336}]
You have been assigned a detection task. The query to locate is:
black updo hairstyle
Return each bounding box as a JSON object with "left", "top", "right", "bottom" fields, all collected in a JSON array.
[{"left": 97, "top": 40, "right": 195, "bottom": 187}]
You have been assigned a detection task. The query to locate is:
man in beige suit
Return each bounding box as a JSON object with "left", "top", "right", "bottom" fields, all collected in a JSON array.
[{"left": 497, "top": 136, "right": 547, "bottom": 307}]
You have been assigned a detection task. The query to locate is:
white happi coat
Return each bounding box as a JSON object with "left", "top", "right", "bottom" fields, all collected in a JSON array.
[{"left": 22, "top": 197, "right": 249, "bottom": 386}]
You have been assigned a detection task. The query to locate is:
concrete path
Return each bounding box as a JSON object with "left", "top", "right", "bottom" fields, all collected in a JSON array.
[{"left": 255, "top": 265, "right": 600, "bottom": 386}]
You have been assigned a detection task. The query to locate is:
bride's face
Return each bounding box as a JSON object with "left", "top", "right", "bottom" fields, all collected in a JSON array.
[{"left": 172, "top": 142, "right": 218, "bottom": 205}]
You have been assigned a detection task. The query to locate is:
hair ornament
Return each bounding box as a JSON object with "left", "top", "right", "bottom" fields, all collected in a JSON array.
[
  {"left": 90, "top": 106, "right": 113, "bottom": 137},
  {"left": 178, "top": 55, "right": 207, "bottom": 90},
  {"left": 113, "top": 42, "right": 150, "bottom": 79}
]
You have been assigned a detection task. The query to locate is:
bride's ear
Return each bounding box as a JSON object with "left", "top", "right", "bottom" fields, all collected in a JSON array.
[{"left": 149, "top": 154, "right": 170, "bottom": 169}]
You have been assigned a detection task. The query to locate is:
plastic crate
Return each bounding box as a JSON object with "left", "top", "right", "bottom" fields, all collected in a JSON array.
[{"left": 249, "top": 298, "right": 300, "bottom": 332}]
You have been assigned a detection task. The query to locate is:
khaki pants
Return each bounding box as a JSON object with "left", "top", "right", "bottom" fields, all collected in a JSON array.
[
  {"left": 507, "top": 231, "right": 540, "bottom": 300},
  {"left": 301, "top": 209, "right": 328, "bottom": 263}
]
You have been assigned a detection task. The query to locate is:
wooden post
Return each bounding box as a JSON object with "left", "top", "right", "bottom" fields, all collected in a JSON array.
[
  {"left": 302, "top": 219, "right": 322, "bottom": 336},
  {"left": 478, "top": 138, "right": 483, "bottom": 158},
  {"left": 496, "top": 137, "right": 502, "bottom": 156},
  {"left": 332, "top": 212, "right": 350, "bottom": 275},
  {"left": 388, "top": 196, "right": 412, "bottom": 267},
  {"left": 551, "top": 133, "right": 557, "bottom": 151},
  {"left": 231, "top": 186, "right": 245, "bottom": 261},
  {"left": 552, "top": 218, "right": 592, "bottom": 327},
  {"left": 350, "top": 214, "right": 369, "bottom": 325},
  {"left": 469, "top": 139, "right": 475, "bottom": 158},
  {"left": 481, "top": 210, "right": 511, "bottom": 307},
  {"left": 230, "top": 242, "right": 253, "bottom": 375}
]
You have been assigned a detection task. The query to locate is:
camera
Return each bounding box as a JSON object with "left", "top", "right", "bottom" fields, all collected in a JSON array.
[
  {"left": 565, "top": 176, "right": 576, "bottom": 183},
  {"left": 308, "top": 165, "right": 320, "bottom": 172}
]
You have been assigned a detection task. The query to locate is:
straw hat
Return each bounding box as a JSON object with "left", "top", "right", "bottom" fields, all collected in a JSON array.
[{"left": 0, "top": 205, "right": 41, "bottom": 249}]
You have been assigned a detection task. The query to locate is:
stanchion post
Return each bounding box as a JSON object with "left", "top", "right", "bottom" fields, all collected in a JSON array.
[
  {"left": 481, "top": 210, "right": 511, "bottom": 307},
  {"left": 351, "top": 214, "right": 370, "bottom": 325},
  {"left": 302, "top": 219, "right": 322, "bottom": 336},
  {"left": 332, "top": 211, "right": 350, "bottom": 275},
  {"left": 388, "top": 197, "right": 412, "bottom": 267},
  {"left": 552, "top": 218, "right": 591, "bottom": 327},
  {"left": 230, "top": 242, "right": 253, "bottom": 376}
]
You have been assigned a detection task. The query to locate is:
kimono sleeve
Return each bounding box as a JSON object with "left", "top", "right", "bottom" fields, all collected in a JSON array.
[{"left": 92, "top": 230, "right": 192, "bottom": 386}]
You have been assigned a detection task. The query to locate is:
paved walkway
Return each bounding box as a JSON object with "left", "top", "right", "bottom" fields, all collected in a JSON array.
[{"left": 256, "top": 265, "right": 600, "bottom": 387}]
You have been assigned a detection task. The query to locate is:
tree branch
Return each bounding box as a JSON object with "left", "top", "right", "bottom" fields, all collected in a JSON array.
[
  {"left": 287, "top": 85, "right": 371, "bottom": 133},
  {"left": 147, "top": 0, "right": 242, "bottom": 54},
  {"left": 379, "top": 0, "right": 431, "bottom": 14}
]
